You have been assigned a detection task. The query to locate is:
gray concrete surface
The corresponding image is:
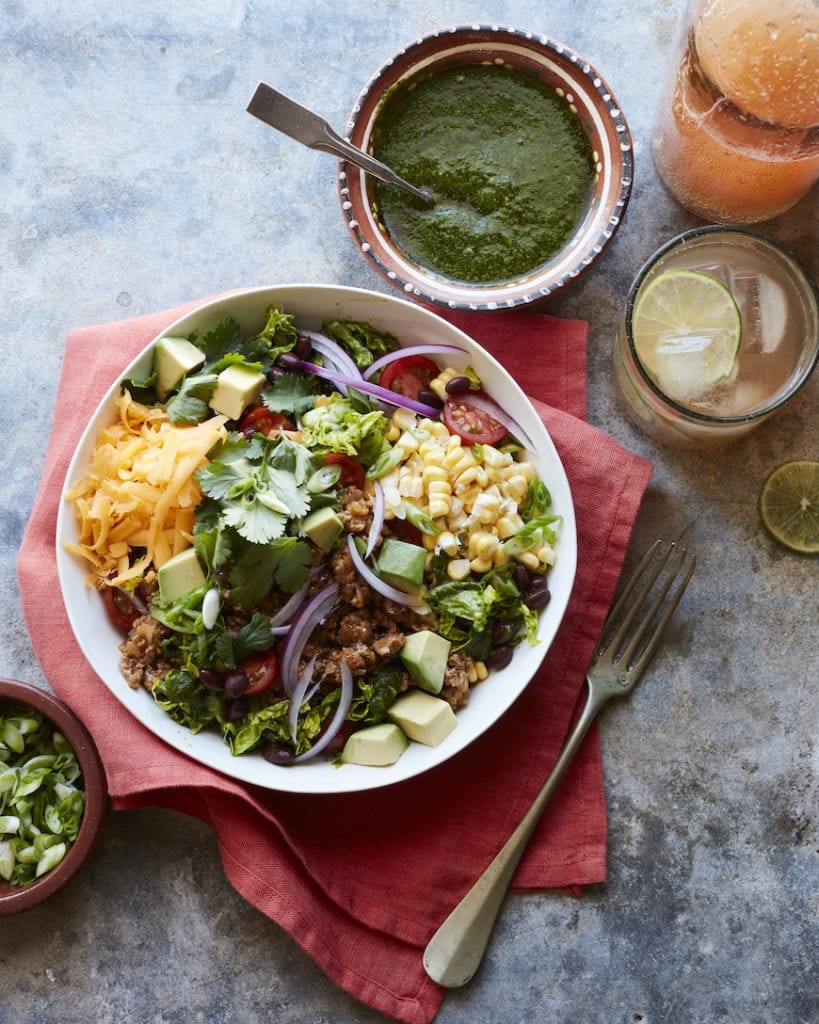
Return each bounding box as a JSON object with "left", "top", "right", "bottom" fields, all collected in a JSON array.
[{"left": 1, "top": 1, "right": 816, "bottom": 1022}]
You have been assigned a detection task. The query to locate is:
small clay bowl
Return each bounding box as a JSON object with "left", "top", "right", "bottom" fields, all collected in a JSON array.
[
  {"left": 340, "top": 24, "right": 633, "bottom": 312},
  {"left": 0, "top": 678, "right": 106, "bottom": 915}
]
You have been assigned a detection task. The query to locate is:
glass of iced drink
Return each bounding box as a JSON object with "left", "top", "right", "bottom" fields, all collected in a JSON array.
[
  {"left": 613, "top": 227, "right": 819, "bottom": 447},
  {"left": 652, "top": 0, "right": 819, "bottom": 223}
]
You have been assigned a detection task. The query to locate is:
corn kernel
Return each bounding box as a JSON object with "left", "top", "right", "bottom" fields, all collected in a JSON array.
[
  {"left": 397, "top": 431, "right": 420, "bottom": 454},
  {"left": 446, "top": 558, "right": 472, "bottom": 581},
  {"left": 496, "top": 515, "right": 518, "bottom": 539},
  {"left": 422, "top": 465, "right": 448, "bottom": 484},
  {"left": 467, "top": 663, "right": 478, "bottom": 684},
  {"left": 475, "top": 466, "right": 489, "bottom": 488},
  {"left": 421, "top": 530, "right": 437, "bottom": 551},
  {"left": 491, "top": 545, "right": 510, "bottom": 565},
  {"left": 392, "top": 408, "right": 418, "bottom": 432},
  {"left": 436, "top": 531, "right": 460, "bottom": 557},
  {"left": 386, "top": 424, "right": 400, "bottom": 442},
  {"left": 429, "top": 500, "right": 451, "bottom": 518},
  {"left": 469, "top": 556, "right": 494, "bottom": 574},
  {"left": 446, "top": 433, "right": 462, "bottom": 452},
  {"left": 536, "top": 542, "right": 556, "bottom": 566},
  {"left": 444, "top": 450, "right": 473, "bottom": 474},
  {"left": 517, "top": 551, "right": 540, "bottom": 572},
  {"left": 398, "top": 476, "right": 424, "bottom": 498},
  {"left": 503, "top": 474, "right": 529, "bottom": 501},
  {"left": 455, "top": 466, "right": 479, "bottom": 492},
  {"left": 428, "top": 420, "right": 450, "bottom": 439},
  {"left": 475, "top": 661, "right": 489, "bottom": 681},
  {"left": 475, "top": 533, "right": 499, "bottom": 560},
  {"left": 514, "top": 460, "right": 537, "bottom": 481}
]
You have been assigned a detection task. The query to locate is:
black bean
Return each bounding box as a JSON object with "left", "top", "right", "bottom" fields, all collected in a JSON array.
[
  {"left": 418, "top": 387, "right": 444, "bottom": 408},
  {"left": 224, "top": 669, "right": 249, "bottom": 698},
  {"left": 266, "top": 366, "right": 285, "bottom": 383},
  {"left": 262, "top": 741, "right": 295, "bottom": 766},
  {"left": 199, "top": 669, "right": 224, "bottom": 691},
  {"left": 294, "top": 334, "right": 313, "bottom": 359},
  {"left": 488, "top": 645, "right": 514, "bottom": 671},
  {"left": 226, "top": 699, "right": 249, "bottom": 721},
  {"left": 445, "top": 375, "right": 471, "bottom": 394},
  {"left": 276, "top": 351, "right": 301, "bottom": 371},
  {"left": 492, "top": 619, "right": 518, "bottom": 645},
  {"left": 513, "top": 563, "right": 531, "bottom": 592},
  {"left": 525, "top": 579, "right": 552, "bottom": 610}
]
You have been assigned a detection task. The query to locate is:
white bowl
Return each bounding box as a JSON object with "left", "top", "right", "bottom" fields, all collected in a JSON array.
[{"left": 56, "top": 285, "right": 577, "bottom": 793}]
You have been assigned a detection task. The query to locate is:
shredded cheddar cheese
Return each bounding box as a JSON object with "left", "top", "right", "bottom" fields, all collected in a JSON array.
[{"left": 63, "top": 390, "right": 227, "bottom": 587}]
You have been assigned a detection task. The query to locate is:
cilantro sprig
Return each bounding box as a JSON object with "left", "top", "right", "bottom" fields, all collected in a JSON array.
[{"left": 193, "top": 431, "right": 336, "bottom": 602}]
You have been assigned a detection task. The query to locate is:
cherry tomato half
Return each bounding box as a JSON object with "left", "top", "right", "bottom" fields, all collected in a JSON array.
[
  {"left": 443, "top": 392, "right": 508, "bottom": 446},
  {"left": 102, "top": 586, "right": 141, "bottom": 631},
  {"left": 240, "top": 649, "right": 279, "bottom": 697},
  {"left": 379, "top": 355, "right": 440, "bottom": 401},
  {"left": 325, "top": 452, "right": 366, "bottom": 490},
  {"left": 239, "top": 406, "right": 294, "bottom": 436}
]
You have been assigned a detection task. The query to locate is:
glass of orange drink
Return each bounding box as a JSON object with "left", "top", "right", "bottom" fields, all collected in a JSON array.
[{"left": 652, "top": 0, "right": 819, "bottom": 223}]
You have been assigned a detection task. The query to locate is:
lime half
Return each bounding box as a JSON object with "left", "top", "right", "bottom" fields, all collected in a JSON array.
[
  {"left": 758, "top": 460, "right": 819, "bottom": 555},
  {"left": 632, "top": 269, "right": 742, "bottom": 405}
]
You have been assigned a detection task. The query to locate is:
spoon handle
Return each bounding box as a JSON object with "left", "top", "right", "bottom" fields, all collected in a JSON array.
[{"left": 247, "top": 82, "right": 431, "bottom": 204}]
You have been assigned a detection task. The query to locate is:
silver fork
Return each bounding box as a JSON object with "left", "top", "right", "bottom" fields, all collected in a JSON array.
[{"left": 423, "top": 539, "right": 696, "bottom": 989}]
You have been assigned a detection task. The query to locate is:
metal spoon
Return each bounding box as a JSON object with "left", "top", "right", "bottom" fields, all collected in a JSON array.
[{"left": 246, "top": 82, "right": 432, "bottom": 205}]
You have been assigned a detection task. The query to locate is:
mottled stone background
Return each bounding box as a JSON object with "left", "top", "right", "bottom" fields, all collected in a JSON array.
[{"left": 0, "top": 1, "right": 816, "bottom": 1022}]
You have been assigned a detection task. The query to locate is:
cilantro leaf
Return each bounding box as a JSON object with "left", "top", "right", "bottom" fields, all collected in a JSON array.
[
  {"left": 165, "top": 373, "right": 218, "bottom": 425},
  {"left": 199, "top": 318, "right": 244, "bottom": 366},
  {"left": 268, "top": 434, "right": 317, "bottom": 485},
  {"left": 227, "top": 536, "right": 311, "bottom": 605},
  {"left": 221, "top": 497, "right": 287, "bottom": 544},
  {"left": 262, "top": 372, "right": 319, "bottom": 415},
  {"left": 121, "top": 371, "right": 158, "bottom": 405}
]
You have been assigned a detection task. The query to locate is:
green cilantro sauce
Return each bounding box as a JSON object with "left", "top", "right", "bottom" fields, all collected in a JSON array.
[{"left": 370, "top": 65, "right": 595, "bottom": 284}]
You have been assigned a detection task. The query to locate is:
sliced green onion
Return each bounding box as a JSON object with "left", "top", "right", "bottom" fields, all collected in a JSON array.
[
  {"left": 402, "top": 502, "right": 441, "bottom": 537},
  {"left": 366, "top": 447, "right": 403, "bottom": 480}
]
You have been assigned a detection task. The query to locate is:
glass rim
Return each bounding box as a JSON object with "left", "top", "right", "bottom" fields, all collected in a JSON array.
[{"left": 624, "top": 224, "right": 819, "bottom": 426}]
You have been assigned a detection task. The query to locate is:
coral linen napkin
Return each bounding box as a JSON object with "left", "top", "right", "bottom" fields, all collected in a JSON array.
[{"left": 18, "top": 297, "right": 652, "bottom": 1024}]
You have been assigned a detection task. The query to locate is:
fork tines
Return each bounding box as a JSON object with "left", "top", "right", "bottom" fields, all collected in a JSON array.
[{"left": 598, "top": 540, "right": 696, "bottom": 676}]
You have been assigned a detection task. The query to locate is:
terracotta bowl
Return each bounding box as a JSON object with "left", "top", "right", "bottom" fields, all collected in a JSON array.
[
  {"left": 339, "top": 24, "right": 633, "bottom": 312},
  {"left": 0, "top": 679, "right": 107, "bottom": 915}
]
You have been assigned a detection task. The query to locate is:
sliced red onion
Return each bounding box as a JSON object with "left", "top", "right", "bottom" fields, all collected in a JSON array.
[
  {"left": 346, "top": 534, "right": 427, "bottom": 611},
  {"left": 292, "top": 659, "right": 354, "bottom": 764},
  {"left": 269, "top": 577, "right": 311, "bottom": 627},
  {"left": 288, "top": 654, "right": 317, "bottom": 744},
  {"left": 280, "top": 583, "right": 339, "bottom": 697},
  {"left": 456, "top": 390, "right": 537, "bottom": 453},
  {"left": 299, "top": 361, "right": 441, "bottom": 418},
  {"left": 300, "top": 331, "right": 363, "bottom": 381},
  {"left": 365, "top": 481, "right": 385, "bottom": 559},
  {"left": 364, "top": 344, "right": 468, "bottom": 380}
]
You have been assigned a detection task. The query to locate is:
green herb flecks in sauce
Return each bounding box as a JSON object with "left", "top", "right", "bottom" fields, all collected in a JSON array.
[{"left": 370, "top": 65, "right": 595, "bottom": 284}]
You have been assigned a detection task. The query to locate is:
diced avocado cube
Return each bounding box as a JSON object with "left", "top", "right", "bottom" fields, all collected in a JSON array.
[
  {"left": 208, "top": 364, "right": 266, "bottom": 421},
  {"left": 303, "top": 507, "right": 344, "bottom": 552},
  {"left": 157, "top": 548, "right": 206, "bottom": 604},
  {"left": 153, "top": 336, "right": 206, "bottom": 401},
  {"left": 399, "top": 629, "right": 451, "bottom": 694},
  {"left": 377, "top": 537, "right": 427, "bottom": 595},
  {"left": 387, "top": 691, "right": 457, "bottom": 747},
  {"left": 340, "top": 723, "right": 409, "bottom": 766}
]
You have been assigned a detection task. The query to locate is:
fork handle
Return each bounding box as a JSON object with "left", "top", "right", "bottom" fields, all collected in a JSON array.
[{"left": 422, "top": 682, "right": 608, "bottom": 988}]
